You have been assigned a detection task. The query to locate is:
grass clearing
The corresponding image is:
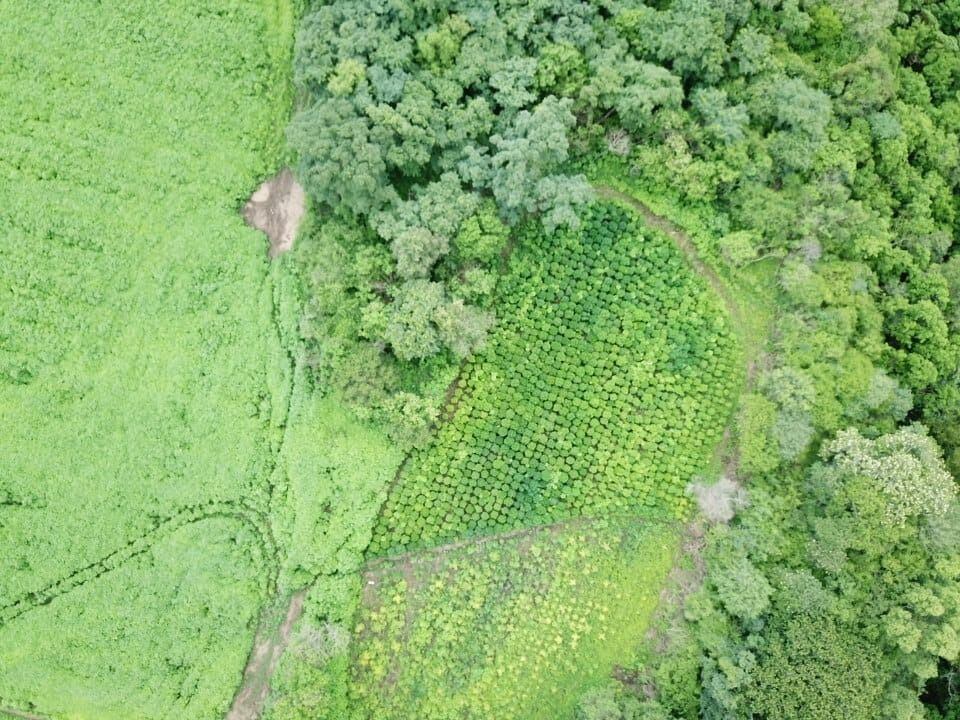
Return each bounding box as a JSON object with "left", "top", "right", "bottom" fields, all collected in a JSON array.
[
  {"left": 352, "top": 518, "right": 679, "bottom": 720},
  {"left": 0, "top": 1, "right": 315, "bottom": 716}
]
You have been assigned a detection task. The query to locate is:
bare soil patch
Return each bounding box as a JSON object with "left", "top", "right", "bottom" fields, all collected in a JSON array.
[
  {"left": 242, "top": 168, "right": 306, "bottom": 258},
  {"left": 226, "top": 590, "right": 306, "bottom": 720}
]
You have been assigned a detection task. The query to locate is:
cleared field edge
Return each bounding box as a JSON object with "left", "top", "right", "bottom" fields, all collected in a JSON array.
[{"left": 351, "top": 515, "right": 682, "bottom": 719}]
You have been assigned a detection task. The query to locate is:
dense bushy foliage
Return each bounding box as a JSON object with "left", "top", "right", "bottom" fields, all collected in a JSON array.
[
  {"left": 293, "top": 0, "right": 960, "bottom": 471},
  {"left": 289, "top": 0, "right": 611, "bottom": 379},
  {"left": 581, "top": 429, "right": 960, "bottom": 720},
  {"left": 687, "top": 426, "right": 958, "bottom": 720},
  {"left": 370, "top": 205, "right": 738, "bottom": 554}
]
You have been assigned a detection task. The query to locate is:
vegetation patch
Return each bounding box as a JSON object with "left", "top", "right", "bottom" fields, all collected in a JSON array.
[
  {"left": 0, "top": 1, "right": 307, "bottom": 716},
  {"left": 0, "top": 519, "right": 267, "bottom": 719},
  {"left": 352, "top": 519, "right": 678, "bottom": 720},
  {"left": 371, "top": 203, "right": 738, "bottom": 555}
]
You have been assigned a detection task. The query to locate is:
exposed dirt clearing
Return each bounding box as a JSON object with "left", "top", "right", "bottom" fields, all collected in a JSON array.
[
  {"left": 242, "top": 168, "right": 306, "bottom": 258},
  {"left": 226, "top": 589, "right": 306, "bottom": 720}
]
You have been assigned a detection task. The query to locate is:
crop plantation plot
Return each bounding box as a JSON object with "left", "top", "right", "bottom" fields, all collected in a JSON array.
[
  {"left": 371, "top": 204, "right": 739, "bottom": 555},
  {"left": 353, "top": 518, "right": 679, "bottom": 720},
  {"left": 0, "top": 0, "right": 296, "bottom": 716}
]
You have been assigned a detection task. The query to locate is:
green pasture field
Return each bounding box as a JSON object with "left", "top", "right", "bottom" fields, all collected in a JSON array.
[{"left": 0, "top": 1, "right": 371, "bottom": 717}]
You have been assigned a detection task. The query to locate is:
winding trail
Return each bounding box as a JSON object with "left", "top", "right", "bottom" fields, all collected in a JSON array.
[
  {"left": 365, "top": 515, "right": 635, "bottom": 575},
  {"left": 0, "top": 501, "right": 277, "bottom": 627},
  {"left": 367, "top": 185, "right": 754, "bottom": 570},
  {"left": 594, "top": 184, "right": 762, "bottom": 474},
  {"left": 226, "top": 590, "right": 306, "bottom": 720},
  {"left": 357, "top": 186, "right": 766, "bottom": 694},
  {"left": 226, "top": 184, "right": 763, "bottom": 720},
  {"left": 594, "top": 185, "right": 775, "bottom": 662}
]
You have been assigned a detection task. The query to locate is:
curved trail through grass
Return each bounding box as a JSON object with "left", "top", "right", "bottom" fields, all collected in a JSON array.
[
  {"left": 0, "top": 706, "right": 47, "bottom": 720},
  {"left": 373, "top": 200, "right": 740, "bottom": 553},
  {"left": 0, "top": 1, "right": 301, "bottom": 715},
  {"left": 0, "top": 501, "right": 277, "bottom": 627},
  {"left": 593, "top": 183, "right": 766, "bottom": 477}
]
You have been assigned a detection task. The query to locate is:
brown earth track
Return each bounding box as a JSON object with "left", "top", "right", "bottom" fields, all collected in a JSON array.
[
  {"left": 226, "top": 590, "right": 306, "bottom": 720},
  {"left": 591, "top": 186, "right": 773, "bottom": 662},
  {"left": 0, "top": 706, "right": 48, "bottom": 720}
]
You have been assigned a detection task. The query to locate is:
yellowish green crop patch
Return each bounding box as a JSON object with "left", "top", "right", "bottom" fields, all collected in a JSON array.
[{"left": 351, "top": 519, "right": 679, "bottom": 720}]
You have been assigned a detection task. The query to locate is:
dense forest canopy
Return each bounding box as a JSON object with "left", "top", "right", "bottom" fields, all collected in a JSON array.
[{"left": 290, "top": 0, "right": 960, "bottom": 469}]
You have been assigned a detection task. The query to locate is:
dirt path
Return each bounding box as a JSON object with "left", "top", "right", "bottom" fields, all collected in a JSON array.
[
  {"left": 594, "top": 184, "right": 763, "bottom": 477},
  {"left": 364, "top": 514, "right": 658, "bottom": 578},
  {"left": 226, "top": 589, "right": 306, "bottom": 720},
  {"left": 368, "top": 187, "right": 756, "bottom": 572},
  {"left": 0, "top": 706, "right": 47, "bottom": 720},
  {"left": 226, "top": 184, "right": 764, "bottom": 718}
]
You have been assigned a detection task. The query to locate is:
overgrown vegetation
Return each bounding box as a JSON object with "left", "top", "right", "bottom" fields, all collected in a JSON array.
[
  {"left": 371, "top": 204, "right": 738, "bottom": 554},
  {"left": 0, "top": 1, "right": 298, "bottom": 714},
  {"left": 353, "top": 520, "right": 678, "bottom": 720}
]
